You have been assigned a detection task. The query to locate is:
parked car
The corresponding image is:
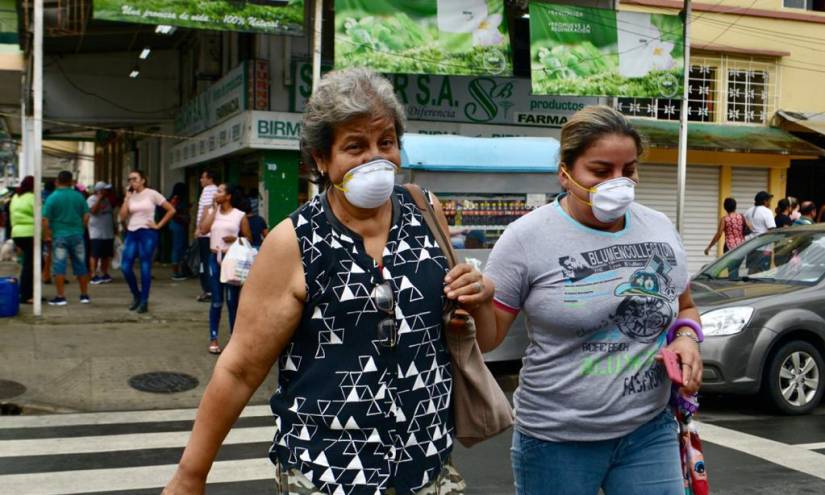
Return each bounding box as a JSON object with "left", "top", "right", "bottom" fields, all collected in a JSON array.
[{"left": 692, "top": 224, "right": 825, "bottom": 414}]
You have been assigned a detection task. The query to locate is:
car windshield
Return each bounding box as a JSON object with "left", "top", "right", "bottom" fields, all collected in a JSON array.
[{"left": 698, "top": 230, "right": 825, "bottom": 285}]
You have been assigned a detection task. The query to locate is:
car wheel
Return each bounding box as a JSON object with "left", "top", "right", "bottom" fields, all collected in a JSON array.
[{"left": 764, "top": 341, "right": 825, "bottom": 415}]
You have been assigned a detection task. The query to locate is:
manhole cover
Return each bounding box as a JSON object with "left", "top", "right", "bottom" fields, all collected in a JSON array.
[
  {"left": 0, "top": 379, "right": 26, "bottom": 400},
  {"left": 128, "top": 372, "right": 199, "bottom": 394}
]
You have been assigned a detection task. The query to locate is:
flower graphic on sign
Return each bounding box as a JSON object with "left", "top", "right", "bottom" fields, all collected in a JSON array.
[
  {"left": 650, "top": 40, "right": 676, "bottom": 70},
  {"left": 472, "top": 13, "right": 503, "bottom": 46}
]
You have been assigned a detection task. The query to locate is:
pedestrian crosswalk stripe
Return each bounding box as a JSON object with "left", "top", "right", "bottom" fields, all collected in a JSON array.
[
  {"left": 0, "top": 457, "right": 276, "bottom": 495},
  {"left": 0, "top": 426, "right": 273, "bottom": 457},
  {"left": 796, "top": 441, "right": 825, "bottom": 451},
  {"left": 0, "top": 404, "right": 272, "bottom": 429},
  {"left": 698, "top": 421, "right": 825, "bottom": 482}
]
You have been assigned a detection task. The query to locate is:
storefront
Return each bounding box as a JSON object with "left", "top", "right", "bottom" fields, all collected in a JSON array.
[{"left": 169, "top": 110, "right": 305, "bottom": 227}]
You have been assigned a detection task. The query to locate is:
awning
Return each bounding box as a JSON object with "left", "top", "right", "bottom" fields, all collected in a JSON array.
[
  {"left": 400, "top": 134, "right": 560, "bottom": 173},
  {"left": 776, "top": 110, "right": 825, "bottom": 137},
  {"left": 629, "top": 119, "right": 824, "bottom": 156}
]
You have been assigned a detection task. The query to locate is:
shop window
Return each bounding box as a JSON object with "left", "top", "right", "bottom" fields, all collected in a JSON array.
[{"left": 726, "top": 69, "right": 768, "bottom": 125}]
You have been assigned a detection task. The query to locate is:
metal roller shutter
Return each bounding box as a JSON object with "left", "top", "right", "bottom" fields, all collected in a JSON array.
[
  {"left": 636, "top": 164, "right": 720, "bottom": 274},
  {"left": 730, "top": 168, "right": 770, "bottom": 214}
]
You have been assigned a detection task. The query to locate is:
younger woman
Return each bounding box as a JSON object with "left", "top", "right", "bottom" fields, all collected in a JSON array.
[
  {"left": 198, "top": 183, "right": 251, "bottom": 354},
  {"left": 705, "top": 197, "right": 749, "bottom": 255},
  {"left": 119, "top": 170, "right": 175, "bottom": 313}
]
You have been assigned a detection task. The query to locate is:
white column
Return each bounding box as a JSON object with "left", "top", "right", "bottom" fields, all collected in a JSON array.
[
  {"left": 308, "top": 0, "right": 323, "bottom": 199},
  {"left": 676, "top": 0, "right": 692, "bottom": 234},
  {"left": 32, "top": 0, "right": 43, "bottom": 316}
]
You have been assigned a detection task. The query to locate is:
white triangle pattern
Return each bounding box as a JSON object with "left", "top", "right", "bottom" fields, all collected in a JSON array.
[{"left": 273, "top": 191, "right": 455, "bottom": 494}]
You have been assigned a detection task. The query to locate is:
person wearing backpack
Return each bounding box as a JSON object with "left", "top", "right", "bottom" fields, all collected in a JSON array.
[{"left": 197, "top": 183, "right": 251, "bottom": 355}]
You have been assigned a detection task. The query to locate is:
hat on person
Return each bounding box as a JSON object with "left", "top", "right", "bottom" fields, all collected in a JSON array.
[
  {"left": 94, "top": 181, "right": 112, "bottom": 192},
  {"left": 754, "top": 191, "right": 773, "bottom": 204}
]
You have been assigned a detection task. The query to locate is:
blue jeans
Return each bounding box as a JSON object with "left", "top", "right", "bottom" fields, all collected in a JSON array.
[
  {"left": 168, "top": 221, "right": 187, "bottom": 264},
  {"left": 209, "top": 253, "right": 240, "bottom": 341},
  {"left": 52, "top": 234, "right": 88, "bottom": 277},
  {"left": 121, "top": 229, "right": 158, "bottom": 303},
  {"left": 511, "top": 410, "right": 683, "bottom": 495}
]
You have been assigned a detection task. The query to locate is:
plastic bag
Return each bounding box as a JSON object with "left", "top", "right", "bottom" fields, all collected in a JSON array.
[
  {"left": 111, "top": 236, "right": 124, "bottom": 270},
  {"left": 220, "top": 238, "right": 257, "bottom": 286}
]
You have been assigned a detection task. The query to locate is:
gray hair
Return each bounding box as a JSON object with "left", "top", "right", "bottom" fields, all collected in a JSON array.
[{"left": 300, "top": 68, "right": 406, "bottom": 185}]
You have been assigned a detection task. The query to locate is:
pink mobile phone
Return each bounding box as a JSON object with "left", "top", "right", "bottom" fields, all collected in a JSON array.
[{"left": 660, "top": 349, "right": 684, "bottom": 386}]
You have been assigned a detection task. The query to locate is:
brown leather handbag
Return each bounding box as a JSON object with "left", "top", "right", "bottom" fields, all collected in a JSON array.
[{"left": 404, "top": 184, "right": 514, "bottom": 447}]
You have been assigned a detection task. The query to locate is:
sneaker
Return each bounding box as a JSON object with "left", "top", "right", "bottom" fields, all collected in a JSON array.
[
  {"left": 100, "top": 274, "right": 113, "bottom": 284},
  {"left": 136, "top": 302, "right": 148, "bottom": 314},
  {"left": 48, "top": 296, "right": 67, "bottom": 306},
  {"left": 80, "top": 294, "right": 91, "bottom": 304},
  {"left": 196, "top": 292, "right": 211, "bottom": 302},
  {"left": 171, "top": 274, "right": 188, "bottom": 281},
  {"left": 90, "top": 275, "right": 103, "bottom": 285},
  {"left": 129, "top": 298, "right": 141, "bottom": 311}
]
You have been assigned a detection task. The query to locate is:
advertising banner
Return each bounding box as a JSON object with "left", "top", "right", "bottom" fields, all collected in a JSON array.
[
  {"left": 529, "top": 4, "right": 684, "bottom": 98},
  {"left": 94, "top": 0, "right": 304, "bottom": 35},
  {"left": 292, "top": 61, "right": 599, "bottom": 129},
  {"left": 0, "top": 0, "right": 22, "bottom": 71},
  {"left": 334, "top": 0, "right": 512, "bottom": 76}
]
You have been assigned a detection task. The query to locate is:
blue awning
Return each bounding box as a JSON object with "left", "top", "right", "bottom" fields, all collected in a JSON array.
[{"left": 400, "top": 134, "right": 560, "bottom": 173}]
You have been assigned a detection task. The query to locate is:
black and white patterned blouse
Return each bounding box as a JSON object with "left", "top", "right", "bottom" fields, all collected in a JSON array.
[{"left": 269, "top": 186, "right": 455, "bottom": 495}]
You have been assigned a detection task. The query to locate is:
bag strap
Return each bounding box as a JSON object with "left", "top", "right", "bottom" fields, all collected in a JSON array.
[{"left": 404, "top": 184, "right": 456, "bottom": 269}]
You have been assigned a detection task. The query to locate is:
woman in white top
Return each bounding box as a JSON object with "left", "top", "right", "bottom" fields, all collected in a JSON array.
[
  {"left": 118, "top": 170, "right": 175, "bottom": 313},
  {"left": 198, "top": 183, "right": 252, "bottom": 354}
]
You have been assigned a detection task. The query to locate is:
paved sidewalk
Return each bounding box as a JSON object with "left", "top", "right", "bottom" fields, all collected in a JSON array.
[{"left": 0, "top": 261, "right": 279, "bottom": 413}]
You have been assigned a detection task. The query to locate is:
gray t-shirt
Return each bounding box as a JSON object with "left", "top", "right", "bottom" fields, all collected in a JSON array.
[
  {"left": 485, "top": 196, "right": 689, "bottom": 442},
  {"left": 87, "top": 195, "right": 114, "bottom": 240}
]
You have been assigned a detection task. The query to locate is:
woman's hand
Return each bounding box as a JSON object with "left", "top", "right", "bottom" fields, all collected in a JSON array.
[
  {"left": 664, "top": 333, "right": 703, "bottom": 394},
  {"left": 148, "top": 220, "right": 160, "bottom": 230},
  {"left": 162, "top": 468, "right": 205, "bottom": 495},
  {"left": 443, "top": 263, "right": 494, "bottom": 310}
]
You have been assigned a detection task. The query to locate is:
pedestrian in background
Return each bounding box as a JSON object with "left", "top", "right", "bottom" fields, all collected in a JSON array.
[
  {"left": 41, "top": 178, "right": 55, "bottom": 285},
  {"left": 775, "top": 198, "right": 793, "bottom": 228},
  {"left": 744, "top": 191, "right": 776, "bottom": 237},
  {"left": 87, "top": 181, "right": 115, "bottom": 285},
  {"left": 119, "top": 170, "right": 176, "bottom": 313},
  {"left": 240, "top": 196, "right": 267, "bottom": 249},
  {"left": 167, "top": 182, "right": 190, "bottom": 281},
  {"left": 485, "top": 106, "right": 702, "bottom": 495},
  {"left": 195, "top": 170, "right": 218, "bottom": 302},
  {"left": 705, "top": 197, "right": 748, "bottom": 255},
  {"left": 10, "top": 176, "right": 35, "bottom": 304},
  {"left": 795, "top": 201, "right": 816, "bottom": 225},
  {"left": 198, "top": 183, "right": 251, "bottom": 354},
  {"left": 787, "top": 196, "right": 800, "bottom": 223},
  {"left": 43, "top": 170, "right": 91, "bottom": 306}
]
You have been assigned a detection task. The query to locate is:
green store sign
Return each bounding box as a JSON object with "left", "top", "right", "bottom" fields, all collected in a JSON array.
[{"left": 291, "top": 61, "right": 598, "bottom": 128}]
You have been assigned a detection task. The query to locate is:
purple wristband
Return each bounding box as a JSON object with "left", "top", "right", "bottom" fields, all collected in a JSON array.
[{"left": 667, "top": 318, "right": 704, "bottom": 344}]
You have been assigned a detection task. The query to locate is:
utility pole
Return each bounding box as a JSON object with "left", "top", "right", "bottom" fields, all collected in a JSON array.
[
  {"left": 308, "top": 0, "right": 323, "bottom": 199},
  {"left": 676, "top": 0, "right": 692, "bottom": 234},
  {"left": 32, "top": 0, "right": 43, "bottom": 316}
]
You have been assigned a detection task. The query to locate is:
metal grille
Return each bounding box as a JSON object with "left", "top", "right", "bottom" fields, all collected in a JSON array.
[{"left": 617, "top": 54, "right": 779, "bottom": 126}]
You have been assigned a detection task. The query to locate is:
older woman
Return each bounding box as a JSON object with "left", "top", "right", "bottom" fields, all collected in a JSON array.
[
  {"left": 483, "top": 106, "right": 703, "bottom": 495},
  {"left": 164, "top": 68, "right": 496, "bottom": 495}
]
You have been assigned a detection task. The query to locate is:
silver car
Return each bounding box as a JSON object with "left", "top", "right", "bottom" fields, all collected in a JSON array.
[{"left": 692, "top": 224, "right": 825, "bottom": 414}]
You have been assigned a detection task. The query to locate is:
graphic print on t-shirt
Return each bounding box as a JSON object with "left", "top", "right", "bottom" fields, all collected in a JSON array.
[{"left": 559, "top": 242, "right": 680, "bottom": 396}]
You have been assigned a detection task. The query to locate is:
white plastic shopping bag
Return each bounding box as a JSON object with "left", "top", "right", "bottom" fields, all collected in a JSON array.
[
  {"left": 111, "top": 236, "right": 124, "bottom": 270},
  {"left": 220, "top": 238, "right": 257, "bottom": 286}
]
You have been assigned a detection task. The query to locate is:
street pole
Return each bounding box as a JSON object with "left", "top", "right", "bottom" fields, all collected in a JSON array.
[
  {"left": 32, "top": 0, "right": 43, "bottom": 316},
  {"left": 308, "top": 0, "right": 323, "bottom": 199},
  {"left": 676, "top": 0, "right": 692, "bottom": 234}
]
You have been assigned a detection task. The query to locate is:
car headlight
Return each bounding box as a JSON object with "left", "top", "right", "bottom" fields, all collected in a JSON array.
[{"left": 700, "top": 307, "right": 754, "bottom": 337}]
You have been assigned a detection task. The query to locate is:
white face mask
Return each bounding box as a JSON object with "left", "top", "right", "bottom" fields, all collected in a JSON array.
[
  {"left": 562, "top": 168, "right": 636, "bottom": 223},
  {"left": 334, "top": 159, "right": 397, "bottom": 209}
]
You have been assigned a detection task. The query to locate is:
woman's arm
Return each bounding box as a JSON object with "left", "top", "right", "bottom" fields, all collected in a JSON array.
[
  {"left": 664, "top": 287, "right": 703, "bottom": 394},
  {"left": 704, "top": 217, "right": 725, "bottom": 255},
  {"left": 198, "top": 204, "right": 217, "bottom": 236},
  {"left": 163, "top": 220, "right": 306, "bottom": 494},
  {"left": 240, "top": 216, "right": 252, "bottom": 242},
  {"left": 154, "top": 201, "right": 176, "bottom": 230}
]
